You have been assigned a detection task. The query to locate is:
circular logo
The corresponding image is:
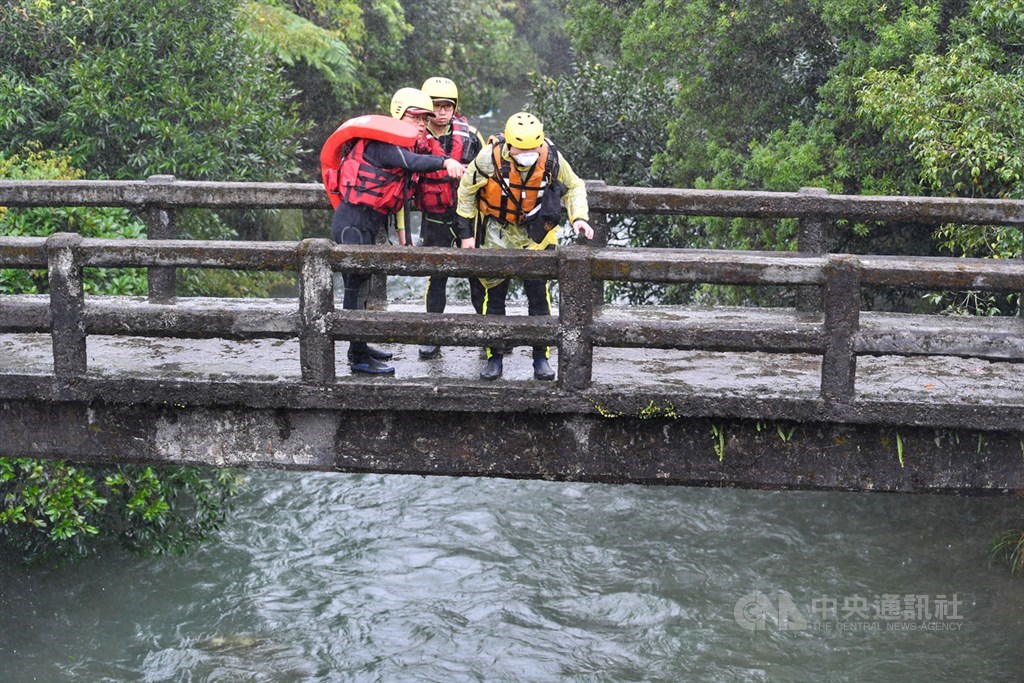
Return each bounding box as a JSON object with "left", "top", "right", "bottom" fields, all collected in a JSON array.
[{"left": 734, "top": 592, "right": 772, "bottom": 631}]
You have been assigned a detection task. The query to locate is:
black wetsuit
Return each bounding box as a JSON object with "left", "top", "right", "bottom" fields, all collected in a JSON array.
[{"left": 331, "top": 141, "right": 445, "bottom": 360}]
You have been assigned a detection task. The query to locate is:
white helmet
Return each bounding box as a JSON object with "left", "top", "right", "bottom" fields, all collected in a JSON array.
[
  {"left": 421, "top": 76, "right": 459, "bottom": 109},
  {"left": 390, "top": 87, "right": 435, "bottom": 119}
]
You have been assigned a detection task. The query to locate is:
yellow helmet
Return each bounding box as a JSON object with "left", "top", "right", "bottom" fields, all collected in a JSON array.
[
  {"left": 390, "top": 87, "right": 435, "bottom": 120},
  {"left": 421, "top": 76, "right": 459, "bottom": 109},
  {"left": 504, "top": 112, "right": 544, "bottom": 148}
]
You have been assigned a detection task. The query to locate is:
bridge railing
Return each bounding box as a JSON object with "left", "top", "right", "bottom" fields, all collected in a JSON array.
[
  {"left": 1, "top": 233, "right": 1022, "bottom": 408},
  {"left": 1, "top": 178, "right": 1023, "bottom": 415},
  {"left": 2, "top": 175, "right": 1023, "bottom": 309}
]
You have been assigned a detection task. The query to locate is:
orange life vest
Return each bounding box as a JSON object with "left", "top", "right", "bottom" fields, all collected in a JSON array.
[{"left": 477, "top": 138, "right": 558, "bottom": 226}]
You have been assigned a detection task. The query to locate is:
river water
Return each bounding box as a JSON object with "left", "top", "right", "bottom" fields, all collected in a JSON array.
[{"left": 1, "top": 470, "right": 1022, "bottom": 682}]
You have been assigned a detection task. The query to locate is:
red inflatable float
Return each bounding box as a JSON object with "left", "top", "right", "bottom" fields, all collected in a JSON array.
[{"left": 320, "top": 114, "right": 420, "bottom": 209}]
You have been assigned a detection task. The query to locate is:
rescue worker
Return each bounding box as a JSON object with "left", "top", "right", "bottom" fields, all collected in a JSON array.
[
  {"left": 416, "top": 76, "right": 486, "bottom": 359},
  {"left": 455, "top": 112, "right": 594, "bottom": 381},
  {"left": 332, "top": 87, "right": 465, "bottom": 375}
]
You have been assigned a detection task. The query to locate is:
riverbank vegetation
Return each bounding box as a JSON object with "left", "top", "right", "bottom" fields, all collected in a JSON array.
[{"left": 992, "top": 529, "right": 1024, "bottom": 574}]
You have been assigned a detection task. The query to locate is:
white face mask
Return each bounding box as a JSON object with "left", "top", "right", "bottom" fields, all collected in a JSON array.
[{"left": 514, "top": 152, "right": 540, "bottom": 167}]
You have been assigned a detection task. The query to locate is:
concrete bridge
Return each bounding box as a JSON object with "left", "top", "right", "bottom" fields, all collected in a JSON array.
[{"left": 1, "top": 178, "right": 1022, "bottom": 493}]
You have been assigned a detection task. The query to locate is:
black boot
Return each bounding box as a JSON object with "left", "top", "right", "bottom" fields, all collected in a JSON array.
[
  {"left": 348, "top": 344, "right": 392, "bottom": 362},
  {"left": 480, "top": 356, "right": 503, "bottom": 381},
  {"left": 418, "top": 345, "right": 440, "bottom": 359},
  {"left": 533, "top": 358, "right": 555, "bottom": 381}
]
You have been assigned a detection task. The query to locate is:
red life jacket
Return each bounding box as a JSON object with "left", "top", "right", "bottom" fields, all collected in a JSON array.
[
  {"left": 336, "top": 138, "right": 407, "bottom": 214},
  {"left": 415, "top": 117, "right": 473, "bottom": 214},
  {"left": 321, "top": 114, "right": 419, "bottom": 210}
]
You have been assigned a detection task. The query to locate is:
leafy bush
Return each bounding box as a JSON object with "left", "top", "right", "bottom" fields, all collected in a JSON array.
[
  {"left": 0, "top": 144, "right": 245, "bottom": 565},
  {"left": 0, "top": 459, "right": 243, "bottom": 564}
]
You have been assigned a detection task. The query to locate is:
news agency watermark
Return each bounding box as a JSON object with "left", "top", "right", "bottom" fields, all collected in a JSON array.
[{"left": 733, "top": 591, "right": 966, "bottom": 633}]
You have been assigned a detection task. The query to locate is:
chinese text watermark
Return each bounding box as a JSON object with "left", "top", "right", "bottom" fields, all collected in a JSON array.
[{"left": 734, "top": 591, "right": 966, "bottom": 633}]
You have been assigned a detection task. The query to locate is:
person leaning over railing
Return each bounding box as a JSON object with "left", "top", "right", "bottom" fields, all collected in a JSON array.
[
  {"left": 330, "top": 87, "right": 465, "bottom": 376},
  {"left": 415, "top": 76, "right": 486, "bottom": 360},
  {"left": 455, "top": 111, "right": 594, "bottom": 382}
]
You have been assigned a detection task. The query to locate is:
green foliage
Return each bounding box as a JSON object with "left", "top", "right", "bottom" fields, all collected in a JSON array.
[
  {"left": 629, "top": 0, "right": 837, "bottom": 190},
  {"left": 712, "top": 424, "right": 725, "bottom": 461},
  {"left": 370, "top": 0, "right": 538, "bottom": 115},
  {"left": 859, "top": 34, "right": 1024, "bottom": 199},
  {"left": 857, "top": 1, "right": 1023, "bottom": 314},
  {"left": 1, "top": 1, "right": 301, "bottom": 295},
  {"left": 531, "top": 61, "right": 673, "bottom": 186},
  {"left": 240, "top": 0, "right": 358, "bottom": 93},
  {"left": 0, "top": 459, "right": 244, "bottom": 564},
  {"left": 261, "top": 0, "right": 556, "bottom": 181},
  {"left": 555, "top": 0, "right": 1024, "bottom": 310},
  {"left": 992, "top": 528, "right": 1024, "bottom": 574},
  {"left": 563, "top": 0, "right": 633, "bottom": 63},
  {"left": 0, "top": 0, "right": 307, "bottom": 181}
]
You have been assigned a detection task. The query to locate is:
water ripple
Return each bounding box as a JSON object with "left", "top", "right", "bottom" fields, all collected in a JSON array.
[{"left": 1, "top": 471, "right": 1021, "bottom": 682}]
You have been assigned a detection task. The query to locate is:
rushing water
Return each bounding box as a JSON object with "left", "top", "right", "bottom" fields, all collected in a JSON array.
[{"left": 1, "top": 470, "right": 1022, "bottom": 682}]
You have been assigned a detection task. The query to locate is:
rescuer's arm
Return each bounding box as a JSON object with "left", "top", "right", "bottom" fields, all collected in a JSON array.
[
  {"left": 365, "top": 142, "right": 464, "bottom": 177},
  {"left": 455, "top": 145, "right": 495, "bottom": 247},
  {"left": 556, "top": 153, "right": 593, "bottom": 239}
]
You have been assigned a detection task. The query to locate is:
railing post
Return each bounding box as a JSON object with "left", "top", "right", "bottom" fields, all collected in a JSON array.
[
  {"left": 797, "top": 187, "right": 831, "bottom": 314},
  {"left": 299, "top": 238, "right": 336, "bottom": 383},
  {"left": 586, "top": 180, "right": 608, "bottom": 311},
  {"left": 821, "top": 254, "right": 860, "bottom": 403},
  {"left": 557, "top": 245, "right": 594, "bottom": 391},
  {"left": 588, "top": 212, "right": 608, "bottom": 311},
  {"left": 145, "top": 175, "right": 177, "bottom": 303},
  {"left": 46, "top": 232, "right": 87, "bottom": 380}
]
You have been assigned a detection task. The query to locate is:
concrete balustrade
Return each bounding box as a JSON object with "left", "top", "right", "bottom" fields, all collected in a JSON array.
[{"left": 1, "top": 179, "right": 1022, "bottom": 490}]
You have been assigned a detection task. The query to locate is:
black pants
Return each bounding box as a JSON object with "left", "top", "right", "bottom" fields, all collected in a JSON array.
[
  {"left": 421, "top": 212, "right": 484, "bottom": 315},
  {"left": 332, "top": 202, "right": 386, "bottom": 359},
  {"left": 481, "top": 276, "right": 550, "bottom": 360}
]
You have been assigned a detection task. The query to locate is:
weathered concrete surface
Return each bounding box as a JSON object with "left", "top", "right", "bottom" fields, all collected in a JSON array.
[
  {"left": 2, "top": 330, "right": 1022, "bottom": 411},
  {"left": 1, "top": 301, "right": 1021, "bottom": 491},
  {"left": 2, "top": 398, "right": 1021, "bottom": 493}
]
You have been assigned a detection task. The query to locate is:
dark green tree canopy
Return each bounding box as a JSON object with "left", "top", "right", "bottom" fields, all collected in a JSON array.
[
  {"left": 538, "top": 0, "right": 1022, "bottom": 312},
  {"left": 1, "top": 0, "right": 307, "bottom": 180}
]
